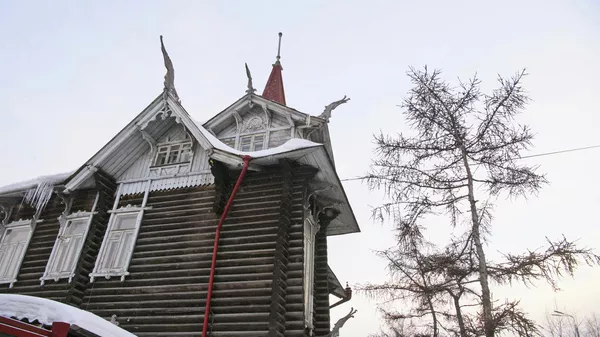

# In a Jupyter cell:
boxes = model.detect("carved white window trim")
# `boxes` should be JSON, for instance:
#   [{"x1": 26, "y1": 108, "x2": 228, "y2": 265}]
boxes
[
  {"x1": 151, "y1": 141, "x2": 193, "y2": 167},
  {"x1": 90, "y1": 182, "x2": 150, "y2": 282},
  {"x1": 0, "y1": 218, "x2": 38, "y2": 288},
  {"x1": 238, "y1": 133, "x2": 266, "y2": 152},
  {"x1": 219, "y1": 137, "x2": 236, "y2": 149},
  {"x1": 40, "y1": 193, "x2": 99, "y2": 285},
  {"x1": 303, "y1": 214, "x2": 320, "y2": 330}
]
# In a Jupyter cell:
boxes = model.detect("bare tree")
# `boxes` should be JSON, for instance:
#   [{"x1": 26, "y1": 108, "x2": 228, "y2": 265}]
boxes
[
  {"x1": 365, "y1": 66, "x2": 599, "y2": 337},
  {"x1": 542, "y1": 309, "x2": 600, "y2": 337}
]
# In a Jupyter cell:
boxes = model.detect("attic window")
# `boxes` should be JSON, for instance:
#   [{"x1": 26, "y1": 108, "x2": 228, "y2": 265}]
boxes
[
  {"x1": 220, "y1": 137, "x2": 236, "y2": 149},
  {"x1": 239, "y1": 134, "x2": 265, "y2": 152},
  {"x1": 153, "y1": 142, "x2": 192, "y2": 166}
]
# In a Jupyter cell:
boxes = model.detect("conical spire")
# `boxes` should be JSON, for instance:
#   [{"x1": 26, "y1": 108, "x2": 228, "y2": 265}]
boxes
[{"x1": 262, "y1": 32, "x2": 286, "y2": 105}]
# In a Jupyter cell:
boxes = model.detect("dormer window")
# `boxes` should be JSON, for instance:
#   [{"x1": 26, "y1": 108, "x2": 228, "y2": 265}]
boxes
[
  {"x1": 239, "y1": 133, "x2": 265, "y2": 152},
  {"x1": 153, "y1": 141, "x2": 192, "y2": 166}
]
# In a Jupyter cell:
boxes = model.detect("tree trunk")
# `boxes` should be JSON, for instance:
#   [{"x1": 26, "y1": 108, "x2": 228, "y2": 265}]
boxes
[
  {"x1": 451, "y1": 292, "x2": 468, "y2": 337},
  {"x1": 460, "y1": 146, "x2": 494, "y2": 337},
  {"x1": 427, "y1": 295, "x2": 439, "y2": 337}
]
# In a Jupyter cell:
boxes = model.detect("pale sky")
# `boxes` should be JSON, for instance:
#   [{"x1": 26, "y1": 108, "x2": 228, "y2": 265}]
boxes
[{"x1": 1, "y1": 1, "x2": 599, "y2": 336}]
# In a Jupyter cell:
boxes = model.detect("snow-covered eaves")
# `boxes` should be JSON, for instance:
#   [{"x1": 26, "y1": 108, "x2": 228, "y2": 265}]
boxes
[
  {"x1": 0, "y1": 171, "x2": 73, "y2": 196},
  {"x1": 0, "y1": 294, "x2": 136, "y2": 337}
]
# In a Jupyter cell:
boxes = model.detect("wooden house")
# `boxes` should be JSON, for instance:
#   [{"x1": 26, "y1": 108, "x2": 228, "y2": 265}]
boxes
[{"x1": 0, "y1": 34, "x2": 359, "y2": 337}]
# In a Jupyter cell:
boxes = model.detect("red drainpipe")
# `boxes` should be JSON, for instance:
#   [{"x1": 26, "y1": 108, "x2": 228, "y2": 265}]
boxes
[{"x1": 202, "y1": 155, "x2": 252, "y2": 337}]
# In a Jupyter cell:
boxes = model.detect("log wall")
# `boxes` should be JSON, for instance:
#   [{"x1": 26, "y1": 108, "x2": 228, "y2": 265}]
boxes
[{"x1": 1, "y1": 165, "x2": 335, "y2": 337}]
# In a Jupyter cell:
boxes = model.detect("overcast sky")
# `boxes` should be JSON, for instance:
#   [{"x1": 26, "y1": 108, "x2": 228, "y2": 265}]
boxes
[{"x1": 1, "y1": 0, "x2": 599, "y2": 336}]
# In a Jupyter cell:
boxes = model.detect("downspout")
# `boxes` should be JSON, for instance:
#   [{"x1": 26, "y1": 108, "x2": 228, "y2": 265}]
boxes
[{"x1": 202, "y1": 155, "x2": 252, "y2": 337}]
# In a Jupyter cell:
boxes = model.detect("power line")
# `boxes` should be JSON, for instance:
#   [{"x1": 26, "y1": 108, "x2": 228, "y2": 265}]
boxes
[{"x1": 340, "y1": 143, "x2": 600, "y2": 182}]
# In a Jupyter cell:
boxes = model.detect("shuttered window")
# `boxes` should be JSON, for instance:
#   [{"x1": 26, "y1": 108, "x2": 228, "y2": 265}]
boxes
[
  {"x1": 90, "y1": 211, "x2": 141, "y2": 281},
  {"x1": 0, "y1": 221, "x2": 34, "y2": 287},
  {"x1": 41, "y1": 217, "x2": 90, "y2": 284}
]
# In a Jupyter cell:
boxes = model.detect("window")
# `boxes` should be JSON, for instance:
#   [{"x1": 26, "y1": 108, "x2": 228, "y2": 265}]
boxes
[
  {"x1": 303, "y1": 216, "x2": 319, "y2": 329},
  {"x1": 0, "y1": 220, "x2": 34, "y2": 287},
  {"x1": 90, "y1": 211, "x2": 141, "y2": 282},
  {"x1": 239, "y1": 133, "x2": 265, "y2": 152},
  {"x1": 220, "y1": 137, "x2": 236, "y2": 148},
  {"x1": 153, "y1": 142, "x2": 192, "y2": 166},
  {"x1": 41, "y1": 216, "x2": 90, "y2": 284}
]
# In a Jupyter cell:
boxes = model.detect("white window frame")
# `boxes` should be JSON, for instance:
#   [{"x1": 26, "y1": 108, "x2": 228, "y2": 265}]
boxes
[
  {"x1": 0, "y1": 219, "x2": 37, "y2": 288},
  {"x1": 219, "y1": 137, "x2": 236, "y2": 149},
  {"x1": 151, "y1": 140, "x2": 193, "y2": 167},
  {"x1": 90, "y1": 182, "x2": 150, "y2": 282},
  {"x1": 303, "y1": 215, "x2": 320, "y2": 330},
  {"x1": 238, "y1": 132, "x2": 266, "y2": 152},
  {"x1": 40, "y1": 193, "x2": 99, "y2": 285}
]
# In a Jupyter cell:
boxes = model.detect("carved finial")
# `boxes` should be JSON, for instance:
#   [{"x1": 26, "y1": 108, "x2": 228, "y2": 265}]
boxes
[
  {"x1": 318, "y1": 95, "x2": 350, "y2": 122},
  {"x1": 160, "y1": 35, "x2": 180, "y2": 103},
  {"x1": 317, "y1": 307, "x2": 358, "y2": 337},
  {"x1": 276, "y1": 32, "x2": 283, "y2": 64},
  {"x1": 245, "y1": 63, "x2": 256, "y2": 94}
]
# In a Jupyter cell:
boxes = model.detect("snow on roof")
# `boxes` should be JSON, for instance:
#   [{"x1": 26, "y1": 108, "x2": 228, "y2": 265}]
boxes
[
  {"x1": 0, "y1": 171, "x2": 73, "y2": 195},
  {"x1": 0, "y1": 294, "x2": 137, "y2": 337},
  {"x1": 194, "y1": 119, "x2": 323, "y2": 158},
  {"x1": 0, "y1": 120, "x2": 321, "y2": 197}
]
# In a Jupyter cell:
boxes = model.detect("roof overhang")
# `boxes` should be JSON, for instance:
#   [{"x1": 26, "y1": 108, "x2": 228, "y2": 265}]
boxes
[
  {"x1": 328, "y1": 265, "x2": 347, "y2": 299},
  {"x1": 205, "y1": 134, "x2": 360, "y2": 236}
]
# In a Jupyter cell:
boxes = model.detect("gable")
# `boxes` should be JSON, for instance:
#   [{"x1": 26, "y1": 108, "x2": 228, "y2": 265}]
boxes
[
  {"x1": 117, "y1": 121, "x2": 210, "y2": 182},
  {"x1": 64, "y1": 93, "x2": 215, "y2": 193},
  {"x1": 204, "y1": 94, "x2": 327, "y2": 152}
]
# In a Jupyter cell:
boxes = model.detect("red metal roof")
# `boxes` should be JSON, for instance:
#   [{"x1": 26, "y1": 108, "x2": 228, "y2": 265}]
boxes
[{"x1": 262, "y1": 62, "x2": 286, "y2": 106}]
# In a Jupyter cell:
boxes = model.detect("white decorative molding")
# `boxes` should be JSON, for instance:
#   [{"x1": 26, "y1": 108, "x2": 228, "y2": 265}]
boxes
[
  {"x1": 138, "y1": 102, "x2": 180, "y2": 131},
  {"x1": 66, "y1": 210, "x2": 96, "y2": 219},
  {"x1": 118, "y1": 172, "x2": 213, "y2": 196},
  {"x1": 90, "y1": 181, "x2": 150, "y2": 283},
  {"x1": 138, "y1": 127, "x2": 157, "y2": 155},
  {"x1": 232, "y1": 111, "x2": 243, "y2": 134},
  {"x1": 55, "y1": 192, "x2": 72, "y2": 228},
  {"x1": 242, "y1": 116, "x2": 265, "y2": 133},
  {"x1": 109, "y1": 204, "x2": 151, "y2": 214},
  {"x1": 41, "y1": 192, "x2": 99, "y2": 286},
  {"x1": 261, "y1": 103, "x2": 272, "y2": 128},
  {"x1": 0, "y1": 205, "x2": 11, "y2": 227},
  {"x1": 284, "y1": 112, "x2": 294, "y2": 127},
  {"x1": 1, "y1": 218, "x2": 37, "y2": 288}
]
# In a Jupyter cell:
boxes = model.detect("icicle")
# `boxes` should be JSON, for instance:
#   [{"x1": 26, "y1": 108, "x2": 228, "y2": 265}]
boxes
[{"x1": 22, "y1": 175, "x2": 65, "y2": 214}]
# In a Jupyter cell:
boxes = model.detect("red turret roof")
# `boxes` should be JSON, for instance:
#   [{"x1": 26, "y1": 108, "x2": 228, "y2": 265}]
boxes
[
  {"x1": 262, "y1": 61, "x2": 286, "y2": 105},
  {"x1": 262, "y1": 33, "x2": 286, "y2": 106}
]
